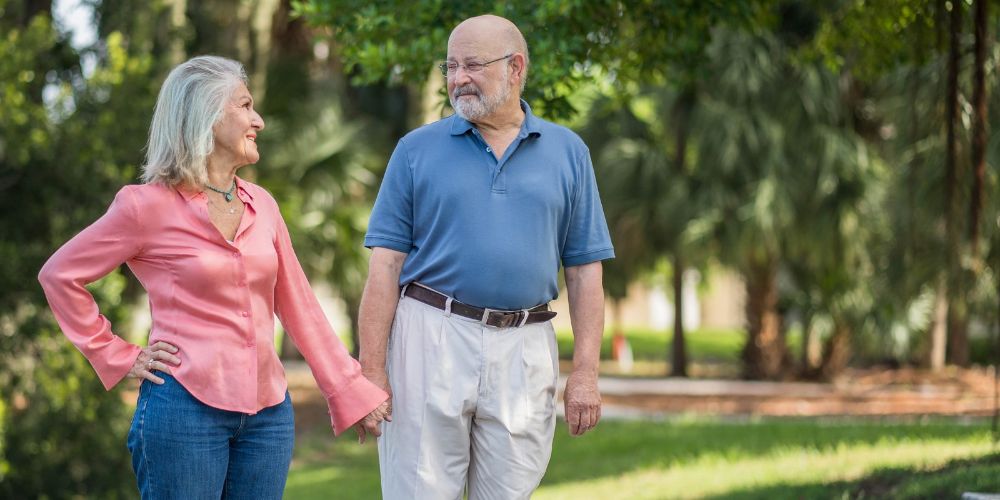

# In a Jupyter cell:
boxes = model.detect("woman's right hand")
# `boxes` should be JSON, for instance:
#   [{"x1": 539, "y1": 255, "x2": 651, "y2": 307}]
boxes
[{"x1": 127, "y1": 341, "x2": 181, "y2": 385}]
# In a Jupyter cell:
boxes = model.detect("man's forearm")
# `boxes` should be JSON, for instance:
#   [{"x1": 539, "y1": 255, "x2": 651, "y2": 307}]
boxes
[
  {"x1": 358, "y1": 248, "x2": 406, "y2": 375},
  {"x1": 565, "y1": 261, "x2": 605, "y2": 373}
]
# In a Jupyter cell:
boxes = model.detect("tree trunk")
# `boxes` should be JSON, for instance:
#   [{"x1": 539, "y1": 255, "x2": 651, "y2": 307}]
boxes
[
  {"x1": 344, "y1": 293, "x2": 362, "y2": 359},
  {"x1": 928, "y1": 272, "x2": 948, "y2": 371},
  {"x1": 948, "y1": 302, "x2": 970, "y2": 366},
  {"x1": 907, "y1": 16, "x2": 924, "y2": 274},
  {"x1": 969, "y1": 0, "x2": 988, "y2": 260},
  {"x1": 165, "y1": 0, "x2": 187, "y2": 67},
  {"x1": 667, "y1": 88, "x2": 694, "y2": 377},
  {"x1": 798, "y1": 310, "x2": 814, "y2": 375},
  {"x1": 742, "y1": 258, "x2": 786, "y2": 379},
  {"x1": 818, "y1": 318, "x2": 852, "y2": 380},
  {"x1": 671, "y1": 254, "x2": 688, "y2": 377},
  {"x1": 944, "y1": 0, "x2": 970, "y2": 367}
]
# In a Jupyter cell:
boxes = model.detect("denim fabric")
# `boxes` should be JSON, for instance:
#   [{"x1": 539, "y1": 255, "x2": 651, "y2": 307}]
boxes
[{"x1": 127, "y1": 373, "x2": 294, "y2": 499}]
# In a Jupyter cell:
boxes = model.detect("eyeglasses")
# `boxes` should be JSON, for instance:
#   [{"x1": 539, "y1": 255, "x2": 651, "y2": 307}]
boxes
[{"x1": 438, "y1": 54, "x2": 513, "y2": 77}]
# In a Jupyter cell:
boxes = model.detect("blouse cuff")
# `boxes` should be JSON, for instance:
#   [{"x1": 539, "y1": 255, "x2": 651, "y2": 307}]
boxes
[
  {"x1": 92, "y1": 339, "x2": 143, "y2": 390},
  {"x1": 325, "y1": 375, "x2": 390, "y2": 436}
]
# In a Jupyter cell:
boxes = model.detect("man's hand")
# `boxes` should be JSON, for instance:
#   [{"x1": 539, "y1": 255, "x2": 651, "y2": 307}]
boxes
[
  {"x1": 563, "y1": 369, "x2": 601, "y2": 436},
  {"x1": 355, "y1": 399, "x2": 392, "y2": 444},
  {"x1": 354, "y1": 369, "x2": 393, "y2": 444},
  {"x1": 363, "y1": 369, "x2": 393, "y2": 414}
]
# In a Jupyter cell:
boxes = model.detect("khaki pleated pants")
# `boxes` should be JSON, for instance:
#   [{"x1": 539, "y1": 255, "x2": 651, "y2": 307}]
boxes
[{"x1": 378, "y1": 295, "x2": 560, "y2": 500}]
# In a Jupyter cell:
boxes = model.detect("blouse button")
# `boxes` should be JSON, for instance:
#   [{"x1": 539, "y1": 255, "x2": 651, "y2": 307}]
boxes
[{"x1": 241, "y1": 311, "x2": 249, "y2": 317}]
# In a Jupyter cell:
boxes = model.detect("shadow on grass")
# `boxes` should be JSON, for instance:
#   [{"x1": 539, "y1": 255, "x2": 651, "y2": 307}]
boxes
[
  {"x1": 541, "y1": 418, "x2": 994, "y2": 488},
  {"x1": 284, "y1": 418, "x2": 994, "y2": 499},
  {"x1": 700, "y1": 453, "x2": 1000, "y2": 500},
  {"x1": 284, "y1": 430, "x2": 381, "y2": 499}
]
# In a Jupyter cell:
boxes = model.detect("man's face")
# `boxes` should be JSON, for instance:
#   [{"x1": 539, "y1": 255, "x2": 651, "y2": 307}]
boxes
[{"x1": 446, "y1": 35, "x2": 513, "y2": 122}]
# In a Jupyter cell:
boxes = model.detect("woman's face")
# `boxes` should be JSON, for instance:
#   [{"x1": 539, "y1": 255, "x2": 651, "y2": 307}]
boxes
[{"x1": 212, "y1": 83, "x2": 265, "y2": 168}]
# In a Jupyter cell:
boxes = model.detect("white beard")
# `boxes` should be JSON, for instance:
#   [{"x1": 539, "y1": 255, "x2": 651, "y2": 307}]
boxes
[{"x1": 450, "y1": 72, "x2": 511, "y2": 122}]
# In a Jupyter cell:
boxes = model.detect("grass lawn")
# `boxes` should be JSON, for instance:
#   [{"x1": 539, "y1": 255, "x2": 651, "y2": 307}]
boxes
[{"x1": 284, "y1": 417, "x2": 1000, "y2": 499}]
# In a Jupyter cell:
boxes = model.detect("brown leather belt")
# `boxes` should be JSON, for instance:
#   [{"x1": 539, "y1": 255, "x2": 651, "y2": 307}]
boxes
[{"x1": 403, "y1": 283, "x2": 557, "y2": 328}]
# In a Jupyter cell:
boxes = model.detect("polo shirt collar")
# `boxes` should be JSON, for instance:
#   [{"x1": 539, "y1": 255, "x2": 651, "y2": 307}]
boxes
[{"x1": 449, "y1": 99, "x2": 543, "y2": 138}]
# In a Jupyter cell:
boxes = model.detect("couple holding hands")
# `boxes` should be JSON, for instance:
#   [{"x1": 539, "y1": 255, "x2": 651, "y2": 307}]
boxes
[{"x1": 39, "y1": 14, "x2": 613, "y2": 500}]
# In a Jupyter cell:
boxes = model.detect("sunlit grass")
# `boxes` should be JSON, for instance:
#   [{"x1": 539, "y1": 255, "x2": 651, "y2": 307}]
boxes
[{"x1": 284, "y1": 417, "x2": 1000, "y2": 499}]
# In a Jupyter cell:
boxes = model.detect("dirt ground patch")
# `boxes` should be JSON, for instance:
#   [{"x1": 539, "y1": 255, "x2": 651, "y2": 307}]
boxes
[{"x1": 284, "y1": 364, "x2": 999, "y2": 433}]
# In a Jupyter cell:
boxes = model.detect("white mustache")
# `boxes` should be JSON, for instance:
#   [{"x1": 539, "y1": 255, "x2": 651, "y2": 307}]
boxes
[{"x1": 453, "y1": 85, "x2": 480, "y2": 98}]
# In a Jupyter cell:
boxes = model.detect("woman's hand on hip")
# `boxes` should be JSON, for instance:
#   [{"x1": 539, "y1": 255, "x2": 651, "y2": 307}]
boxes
[{"x1": 128, "y1": 341, "x2": 181, "y2": 385}]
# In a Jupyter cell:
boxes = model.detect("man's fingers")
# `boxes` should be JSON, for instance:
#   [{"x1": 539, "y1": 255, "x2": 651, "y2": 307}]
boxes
[
  {"x1": 578, "y1": 410, "x2": 593, "y2": 432},
  {"x1": 566, "y1": 405, "x2": 582, "y2": 436},
  {"x1": 566, "y1": 404, "x2": 581, "y2": 427},
  {"x1": 357, "y1": 426, "x2": 367, "y2": 444}
]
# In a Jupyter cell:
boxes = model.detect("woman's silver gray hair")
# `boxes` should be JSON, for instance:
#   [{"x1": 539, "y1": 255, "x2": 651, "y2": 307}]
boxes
[{"x1": 141, "y1": 56, "x2": 248, "y2": 187}]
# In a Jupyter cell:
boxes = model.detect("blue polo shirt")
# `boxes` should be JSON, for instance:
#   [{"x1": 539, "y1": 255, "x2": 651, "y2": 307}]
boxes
[{"x1": 365, "y1": 100, "x2": 614, "y2": 310}]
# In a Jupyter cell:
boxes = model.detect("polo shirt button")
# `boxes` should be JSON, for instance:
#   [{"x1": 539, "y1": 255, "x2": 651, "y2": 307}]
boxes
[
  {"x1": 232, "y1": 252, "x2": 239, "y2": 257},
  {"x1": 486, "y1": 147, "x2": 492, "y2": 152},
  {"x1": 241, "y1": 311, "x2": 249, "y2": 317}
]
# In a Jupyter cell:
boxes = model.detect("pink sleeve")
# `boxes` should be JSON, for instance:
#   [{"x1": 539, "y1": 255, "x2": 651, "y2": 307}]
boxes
[
  {"x1": 37, "y1": 186, "x2": 144, "y2": 390},
  {"x1": 271, "y1": 201, "x2": 388, "y2": 435}
]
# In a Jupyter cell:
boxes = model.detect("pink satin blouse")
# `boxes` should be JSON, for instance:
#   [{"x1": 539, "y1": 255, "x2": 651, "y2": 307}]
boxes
[{"x1": 38, "y1": 177, "x2": 386, "y2": 435}]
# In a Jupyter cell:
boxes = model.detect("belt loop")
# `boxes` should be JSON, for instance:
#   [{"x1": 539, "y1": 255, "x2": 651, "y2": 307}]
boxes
[
  {"x1": 481, "y1": 307, "x2": 490, "y2": 324},
  {"x1": 517, "y1": 309, "x2": 530, "y2": 328},
  {"x1": 400, "y1": 283, "x2": 410, "y2": 299},
  {"x1": 444, "y1": 297, "x2": 453, "y2": 317}
]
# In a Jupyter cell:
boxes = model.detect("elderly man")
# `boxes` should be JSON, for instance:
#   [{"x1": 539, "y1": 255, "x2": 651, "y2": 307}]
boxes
[{"x1": 359, "y1": 14, "x2": 614, "y2": 499}]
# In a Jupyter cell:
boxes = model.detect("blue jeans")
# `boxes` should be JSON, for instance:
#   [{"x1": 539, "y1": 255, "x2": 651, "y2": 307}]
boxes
[{"x1": 127, "y1": 373, "x2": 295, "y2": 499}]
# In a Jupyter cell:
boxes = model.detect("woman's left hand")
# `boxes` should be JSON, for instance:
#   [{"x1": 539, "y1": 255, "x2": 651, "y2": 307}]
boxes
[{"x1": 355, "y1": 399, "x2": 392, "y2": 444}]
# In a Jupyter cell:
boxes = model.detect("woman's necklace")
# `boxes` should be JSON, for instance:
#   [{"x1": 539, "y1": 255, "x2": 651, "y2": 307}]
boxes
[
  {"x1": 208, "y1": 199, "x2": 240, "y2": 215},
  {"x1": 205, "y1": 179, "x2": 237, "y2": 202}
]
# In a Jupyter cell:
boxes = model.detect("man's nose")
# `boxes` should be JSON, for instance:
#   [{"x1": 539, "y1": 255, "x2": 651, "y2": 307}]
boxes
[{"x1": 451, "y1": 67, "x2": 473, "y2": 86}]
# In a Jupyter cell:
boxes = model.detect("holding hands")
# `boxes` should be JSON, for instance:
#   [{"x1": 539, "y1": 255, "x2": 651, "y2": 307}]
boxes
[
  {"x1": 356, "y1": 370, "x2": 392, "y2": 444},
  {"x1": 127, "y1": 341, "x2": 181, "y2": 385}
]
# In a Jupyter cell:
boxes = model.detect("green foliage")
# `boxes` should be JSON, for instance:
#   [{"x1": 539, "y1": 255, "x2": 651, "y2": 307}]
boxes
[
  {"x1": 0, "y1": 4, "x2": 157, "y2": 496},
  {"x1": 555, "y1": 328, "x2": 745, "y2": 363},
  {"x1": 812, "y1": 0, "x2": 939, "y2": 82},
  {"x1": 294, "y1": 0, "x2": 770, "y2": 120}
]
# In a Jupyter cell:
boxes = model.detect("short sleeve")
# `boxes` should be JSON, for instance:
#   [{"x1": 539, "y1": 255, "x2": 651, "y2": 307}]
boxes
[
  {"x1": 364, "y1": 138, "x2": 414, "y2": 253},
  {"x1": 561, "y1": 148, "x2": 615, "y2": 267}
]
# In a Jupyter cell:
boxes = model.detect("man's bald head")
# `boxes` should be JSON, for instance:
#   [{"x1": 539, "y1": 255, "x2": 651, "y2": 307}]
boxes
[{"x1": 448, "y1": 15, "x2": 529, "y2": 90}]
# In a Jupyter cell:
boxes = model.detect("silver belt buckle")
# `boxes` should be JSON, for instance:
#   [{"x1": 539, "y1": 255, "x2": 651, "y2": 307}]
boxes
[{"x1": 483, "y1": 308, "x2": 525, "y2": 328}]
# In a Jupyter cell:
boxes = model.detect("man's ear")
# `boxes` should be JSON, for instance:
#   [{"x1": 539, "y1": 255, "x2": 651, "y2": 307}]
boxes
[{"x1": 510, "y1": 53, "x2": 527, "y2": 87}]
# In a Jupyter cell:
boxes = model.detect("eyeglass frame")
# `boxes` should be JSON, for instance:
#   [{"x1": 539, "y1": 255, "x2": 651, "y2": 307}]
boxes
[{"x1": 438, "y1": 54, "x2": 514, "y2": 77}]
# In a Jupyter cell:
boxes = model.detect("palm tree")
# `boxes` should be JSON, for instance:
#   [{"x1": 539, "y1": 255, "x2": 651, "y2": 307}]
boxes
[
  {"x1": 578, "y1": 90, "x2": 704, "y2": 377},
  {"x1": 692, "y1": 27, "x2": 878, "y2": 379}
]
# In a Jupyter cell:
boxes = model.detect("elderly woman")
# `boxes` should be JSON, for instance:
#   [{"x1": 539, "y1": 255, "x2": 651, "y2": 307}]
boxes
[{"x1": 37, "y1": 56, "x2": 389, "y2": 498}]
